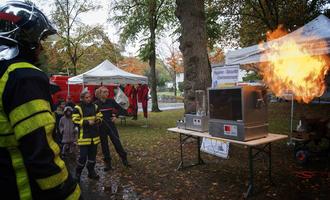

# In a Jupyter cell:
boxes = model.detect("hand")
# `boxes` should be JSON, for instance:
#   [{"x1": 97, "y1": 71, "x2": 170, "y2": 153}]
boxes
[
  {"x1": 74, "y1": 127, "x2": 79, "y2": 134},
  {"x1": 88, "y1": 120, "x2": 95, "y2": 125},
  {"x1": 111, "y1": 114, "x2": 117, "y2": 122}
]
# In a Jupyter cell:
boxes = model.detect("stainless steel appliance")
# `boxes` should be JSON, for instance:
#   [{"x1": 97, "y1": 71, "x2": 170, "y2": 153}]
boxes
[
  {"x1": 208, "y1": 86, "x2": 268, "y2": 141},
  {"x1": 185, "y1": 114, "x2": 208, "y2": 132},
  {"x1": 183, "y1": 90, "x2": 209, "y2": 132}
]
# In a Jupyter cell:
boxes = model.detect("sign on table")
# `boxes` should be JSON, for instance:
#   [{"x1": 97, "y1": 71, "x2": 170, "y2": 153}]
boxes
[
  {"x1": 212, "y1": 65, "x2": 239, "y2": 88},
  {"x1": 201, "y1": 138, "x2": 230, "y2": 159}
]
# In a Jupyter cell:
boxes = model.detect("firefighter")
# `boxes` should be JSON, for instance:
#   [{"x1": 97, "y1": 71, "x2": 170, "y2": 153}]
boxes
[
  {"x1": 0, "y1": 1, "x2": 80, "y2": 199},
  {"x1": 72, "y1": 90, "x2": 103, "y2": 181},
  {"x1": 95, "y1": 86, "x2": 130, "y2": 171}
]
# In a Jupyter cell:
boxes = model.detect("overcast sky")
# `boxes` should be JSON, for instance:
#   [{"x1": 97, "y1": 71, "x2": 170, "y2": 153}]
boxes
[{"x1": 0, "y1": 0, "x2": 178, "y2": 58}]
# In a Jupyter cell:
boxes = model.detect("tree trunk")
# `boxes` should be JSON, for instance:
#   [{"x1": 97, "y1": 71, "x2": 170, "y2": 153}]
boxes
[
  {"x1": 175, "y1": 0, "x2": 211, "y2": 113},
  {"x1": 71, "y1": 54, "x2": 77, "y2": 75},
  {"x1": 149, "y1": 1, "x2": 161, "y2": 112},
  {"x1": 174, "y1": 75, "x2": 177, "y2": 97}
]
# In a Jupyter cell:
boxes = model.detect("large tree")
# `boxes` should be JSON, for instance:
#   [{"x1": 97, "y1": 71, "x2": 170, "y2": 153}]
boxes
[
  {"x1": 41, "y1": 28, "x2": 122, "y2": 75},
  {"x1": 206, "y1": 0, "x2": 330, "y2": 47},
  {"x1": 176, "y1": 0, "x2": 211, "y2": 113},
  {"x1": 51, "y1": 0, "x2": 102, "y2": 75},
  {"x1": 111, "y1": 0, "x2": 177, "y2": 112}
]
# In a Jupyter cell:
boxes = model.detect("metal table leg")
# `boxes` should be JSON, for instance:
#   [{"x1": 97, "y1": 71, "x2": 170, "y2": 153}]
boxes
[
  {"x1": 268, "y1": 143, "x2": 272, "y2": 183},
  {"x1": 197, "y1": 137, "x2": 205, "y2": 165},
  {"x1": 244, "y1": 146, "x2": 254, "y2": 198},
  {"x1": 177, "y1": 133, "x2": 205, "y2": 170},
  {"x1": 244, "y1": 143, "x2": 272, "y2": 198},
  {"x1": 177, "y1": 133, "x2": 184, "y2": 170}
]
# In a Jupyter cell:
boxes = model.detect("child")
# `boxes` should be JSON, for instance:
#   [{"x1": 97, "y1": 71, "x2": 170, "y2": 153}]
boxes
[
  {"x1": 72, "y1": 90, "x2": 103, "y2": 181},
  {"x1": 59, "y1": 106, "x2": 76, "y2": 157}
]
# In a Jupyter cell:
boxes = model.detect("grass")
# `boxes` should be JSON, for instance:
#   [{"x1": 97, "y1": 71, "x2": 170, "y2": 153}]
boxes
[
  {"x1": 268, "y1": 102, "x2": 330, "y2": 134},
  {"x1": 79, "y1": 103, "x2": 330, "y2": 200}
]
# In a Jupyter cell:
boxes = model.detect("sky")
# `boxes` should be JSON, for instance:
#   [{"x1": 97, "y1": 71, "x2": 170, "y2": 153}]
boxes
[
  {"x1": 41, "y1": 0, "x2": 177, "y2": 58},
  {"x1": 0, "y1": 0, "x2": 178, "y2": 58}
]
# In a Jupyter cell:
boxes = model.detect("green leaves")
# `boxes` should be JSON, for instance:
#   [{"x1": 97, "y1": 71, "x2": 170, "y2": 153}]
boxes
[
  {"x1": 111, "y1": 0, "x2": 177, "y2": 56},
  {"x1": 205, "y1": 0, "x2": 329, "y2": 47},
  {"x1": 50, "y1": 0, "x2": 103, "y2": 75}
]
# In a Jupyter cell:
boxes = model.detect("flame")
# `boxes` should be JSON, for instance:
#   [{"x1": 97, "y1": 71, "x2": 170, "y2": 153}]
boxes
[{"x1": 259, "y1": 26, "x2": 330, "y2": 103}]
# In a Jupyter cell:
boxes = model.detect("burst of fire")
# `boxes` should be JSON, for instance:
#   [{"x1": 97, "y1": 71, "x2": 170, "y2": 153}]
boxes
[{"x1": 259, "y1": 26, "x2": 330, "y2": 103}]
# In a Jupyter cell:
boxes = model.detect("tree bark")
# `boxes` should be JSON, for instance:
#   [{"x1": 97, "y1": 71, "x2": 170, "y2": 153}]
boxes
[
  {"x1": 174, "y1": 74, "x2": 177, "y2": 97},
  {"x1": 149, "y1": 0, "x2": 161, "y2": 112},
  {"x1": 175, "y1": 0, "x2": 211, "y2": 113}
]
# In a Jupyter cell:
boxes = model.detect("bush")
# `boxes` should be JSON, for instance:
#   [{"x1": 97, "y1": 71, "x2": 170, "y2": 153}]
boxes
[{"x1": 178, "y1": 82, "x2": 184, "y2": 92}]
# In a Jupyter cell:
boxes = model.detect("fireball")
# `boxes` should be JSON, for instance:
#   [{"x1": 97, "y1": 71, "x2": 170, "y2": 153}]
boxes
[{"x1": 259, "y1": 26, "x2": 330, "y2": 103}]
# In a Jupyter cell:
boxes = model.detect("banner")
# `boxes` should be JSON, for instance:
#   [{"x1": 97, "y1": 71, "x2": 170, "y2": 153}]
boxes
[
  {"x1": 200, "y1": 138, "x2": 230, "y2": 159},
  {"x1": 115, "y1": 87, "x2": 129, "y2": 109},
  {"x1": 212, "y1": 65, "x2": 239, "y2": 88}
]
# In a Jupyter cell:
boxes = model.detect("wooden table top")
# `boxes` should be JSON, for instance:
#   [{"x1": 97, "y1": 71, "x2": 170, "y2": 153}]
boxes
[{"x1": 167, "y1": 127, "x2": 288, "y2": 146}]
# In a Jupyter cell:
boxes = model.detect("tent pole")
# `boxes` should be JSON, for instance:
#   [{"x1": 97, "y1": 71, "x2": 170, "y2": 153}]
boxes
[
  {"x1": 67, "y1": 82, "x2": 70, "y2": 97},
  {"x1": 140, "y1": 102, "x2": 148, "y2": 128},
  {"x1": 82, "y1": 76, "x2": 85, "y2": 89},
  {"x1": 287, "y1": 94, "x2": 295, "y2": 146}
]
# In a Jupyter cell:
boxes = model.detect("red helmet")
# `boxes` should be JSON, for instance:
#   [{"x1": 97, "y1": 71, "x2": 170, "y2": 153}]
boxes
[{"x1": 0, "y1": 1, "x2": 57, "y2": 50}]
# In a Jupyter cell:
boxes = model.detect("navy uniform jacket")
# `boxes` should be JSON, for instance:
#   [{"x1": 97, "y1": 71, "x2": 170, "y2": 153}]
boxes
[{"x1": 0, "y1": 59, "x2": 80, "y2": 199}]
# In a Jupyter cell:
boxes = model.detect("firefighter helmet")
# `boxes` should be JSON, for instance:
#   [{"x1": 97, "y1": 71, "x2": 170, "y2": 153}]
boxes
[{"x1": 0, "y1": 1, "x2": 57, "y2": 50}]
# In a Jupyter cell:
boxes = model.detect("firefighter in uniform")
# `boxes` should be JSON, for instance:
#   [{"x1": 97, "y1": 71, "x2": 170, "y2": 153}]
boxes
[
  {"x1": 0, "y1": 1, "x2": 80, "y2": 199},
  {"x1": 95, "y1": 86, "x2": 130, "y2": 170},
  {"x1": 72, "y1": 90, "x2": 103, "y2": 181}
]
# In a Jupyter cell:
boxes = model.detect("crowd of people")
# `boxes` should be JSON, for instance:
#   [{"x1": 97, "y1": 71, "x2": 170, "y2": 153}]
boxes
[{"x1": 53, "y1": 87, "x2": 131, "y2": 182}]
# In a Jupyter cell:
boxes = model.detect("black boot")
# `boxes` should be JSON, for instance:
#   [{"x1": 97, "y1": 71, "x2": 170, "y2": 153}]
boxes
[
  {"x1": 87, "y1": 161, "x2": 99, "y2": 180},
  {"x1": 75, "y1": 165, "x2": 84, "y2": 182},
  {"x1": 122, "y1": 159, "x2": 131, "y2": 168},
  {"x1": 103, "y1": 160, "x2": 113, "y2": 171}
]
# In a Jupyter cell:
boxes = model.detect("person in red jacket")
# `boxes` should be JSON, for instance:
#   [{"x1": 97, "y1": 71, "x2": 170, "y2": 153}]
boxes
[
  {"x1": 137, "y1": 84, "x2": 149, "y2": 118},
  {"x1": 124, "y1": 84, "x2": 138, "y2": 119}
]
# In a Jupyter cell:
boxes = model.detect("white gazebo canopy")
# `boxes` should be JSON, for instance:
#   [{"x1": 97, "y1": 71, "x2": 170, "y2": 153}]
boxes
[{"x1": 68, "y1": 60, "x2": 148, "y2": 85}]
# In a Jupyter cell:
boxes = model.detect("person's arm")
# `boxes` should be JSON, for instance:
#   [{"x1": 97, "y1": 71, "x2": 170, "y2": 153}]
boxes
[
  {"x1": 95, "y1": 104, "x2": 103, "y2": 124},
  {"x1": 72, "y1": 106, "x2": 83, "y2": 126},
  {"x1": 72, "y1": 105, "x2": 96, "y2": 127},
  {"x1": 59, "y1": 117, "x2": 64, "y2": 134},
  {"x1": 3, "y1": 67, "x2": 80, "y2": 199}
]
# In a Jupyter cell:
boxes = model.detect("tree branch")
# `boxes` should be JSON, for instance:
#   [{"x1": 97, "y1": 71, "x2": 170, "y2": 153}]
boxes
[
  {"x1": 246, "y1": 0, "x2": 272, "y2": 29},
  {"x1": 156, "y1": 0, "x2": 165, "y2": 17},
  {"x1": 68, "y1": 2, "x2": 86, "y2": 30},
  {"x1": 258, "y1": 0, "x2": 273, "y2": 28},
  {"x1": 68, "y1": 0, "x2": 78, "y2": 16}
]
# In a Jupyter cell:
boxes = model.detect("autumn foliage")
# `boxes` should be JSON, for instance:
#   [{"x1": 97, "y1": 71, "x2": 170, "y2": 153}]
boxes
[
  {"x1": 166, "y1": 51, "x2": 183, "y2": 73},
  {"x1": 117, "y1": 57, "x2": 149, "y2": 75},
  {"x1": 208, "y1": 47, "x2": 225, "y2": 64}
]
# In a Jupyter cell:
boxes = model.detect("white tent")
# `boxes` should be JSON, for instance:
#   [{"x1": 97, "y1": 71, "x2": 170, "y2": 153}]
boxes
[
  {"x1": 68, "y1": 60, "x2": 148, "y2": 85},
  {"x1": 225, "y1": 15, "x2": 330, "y2": 66}
]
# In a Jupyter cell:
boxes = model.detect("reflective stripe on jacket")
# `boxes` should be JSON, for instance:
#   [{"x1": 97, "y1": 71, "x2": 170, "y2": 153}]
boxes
[
  {"x1": 0, "y1": 61, "x2": 80, "y2": 199},
  {"x1": 72, "y1": 103, "x2": 102, "y2": 145}
]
